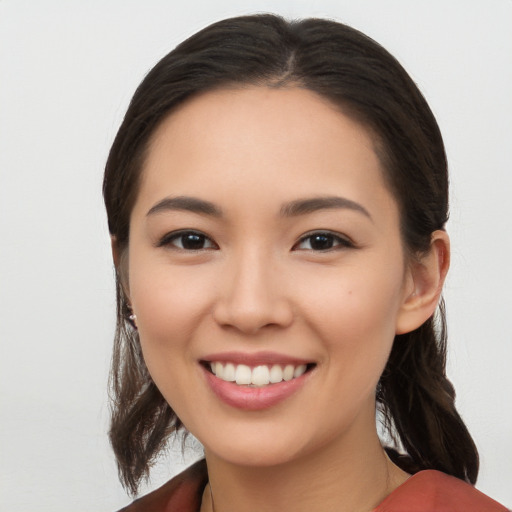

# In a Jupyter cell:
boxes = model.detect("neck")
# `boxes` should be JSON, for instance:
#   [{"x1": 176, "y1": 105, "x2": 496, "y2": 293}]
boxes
[{"x1": 201, "y1": 421, "x2": 409, "y2": 512}]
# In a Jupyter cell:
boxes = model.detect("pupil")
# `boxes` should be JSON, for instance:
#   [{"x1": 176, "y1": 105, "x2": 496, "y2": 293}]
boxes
[
  {"x1": 311, "y1": 234, "x2": 333, "y2": 250},
  {"x1": 182, "y1": 233, "x2": 205, "y2": 250}
]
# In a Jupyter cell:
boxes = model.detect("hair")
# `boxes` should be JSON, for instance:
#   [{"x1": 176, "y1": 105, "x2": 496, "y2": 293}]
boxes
[{"x1": 103, "y1": 14, "x2": 479, "y2": 496}]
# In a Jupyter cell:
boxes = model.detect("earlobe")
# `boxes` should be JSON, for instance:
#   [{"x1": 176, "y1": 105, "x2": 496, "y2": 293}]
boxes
[{"x1": 395, "y1": 230, "x2": 450, "y2": 334}]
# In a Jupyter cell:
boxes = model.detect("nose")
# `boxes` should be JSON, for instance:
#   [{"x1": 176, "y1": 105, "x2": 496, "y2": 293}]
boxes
[{"x1": 212, "y1": 248, "x2": 294, "y2": 334}]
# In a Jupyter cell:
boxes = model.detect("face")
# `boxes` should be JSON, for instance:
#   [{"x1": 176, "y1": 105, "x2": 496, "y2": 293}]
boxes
[{"x1": 126, "y1": 87, "x2": 416, "y2": 468}]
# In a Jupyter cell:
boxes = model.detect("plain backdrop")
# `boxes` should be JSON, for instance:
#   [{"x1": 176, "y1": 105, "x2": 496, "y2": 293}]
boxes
[{"x1": 1, "y1": 1, "x2": 511, "y2": 510}]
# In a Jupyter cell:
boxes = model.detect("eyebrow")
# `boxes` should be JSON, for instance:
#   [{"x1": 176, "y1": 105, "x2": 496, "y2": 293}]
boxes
[
  {"x1": 280, "y1": 196, "x2": 372, "y2": 220},
  {"x1": 146, "y1": 196, "x2": 222, "y2": 217},
  {"x1": 146, "y1": 194, "x2": 371, "y2": 221}
]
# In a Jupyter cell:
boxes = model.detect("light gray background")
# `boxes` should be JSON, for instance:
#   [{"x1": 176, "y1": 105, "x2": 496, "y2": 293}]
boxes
[{"x1": 1, "y1": 1, "x2": 511, "y2": 510}]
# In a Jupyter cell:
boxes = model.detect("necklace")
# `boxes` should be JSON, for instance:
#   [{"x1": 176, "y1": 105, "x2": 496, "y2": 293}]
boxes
[{"x1": 206, "y1": 483, "x2": 216, "y2": 512}]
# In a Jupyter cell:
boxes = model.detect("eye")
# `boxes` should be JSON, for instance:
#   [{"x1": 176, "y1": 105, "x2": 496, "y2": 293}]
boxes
[
  {"x1": 293, "y1": 231, "x2": 354, "y2": 251},
  {"x1": 158, "y1": 230, "x2": 218, "y2": 251}
]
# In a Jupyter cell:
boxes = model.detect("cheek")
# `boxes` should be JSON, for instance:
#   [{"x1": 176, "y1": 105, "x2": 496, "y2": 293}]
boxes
[
  {"x1": 298, "y1": 272, "x2": 403, "y2": 428},
  {"x1": 127, "y1": 260, "x2": 216, "y2": 420},
  {"x1": 128, "y1": 253, "x2": 215, "y2": 355},
  {"x1": 295, "y1": 262, "x2": 404, "y2": 369},
  {"x1": 300, "y1": 261, "x2": 403, "y2": 328}
]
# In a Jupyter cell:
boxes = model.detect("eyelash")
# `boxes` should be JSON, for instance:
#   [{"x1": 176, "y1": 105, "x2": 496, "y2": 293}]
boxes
[
  {"x1": 158, "y1": 230, "x2": 354, "y2": 252},
  {"x1": 157, "y1": 230, "x2": 218, "y2": 251},
  {"x1": 292, "y1": 231, "x2": 355, "y2": 252}
]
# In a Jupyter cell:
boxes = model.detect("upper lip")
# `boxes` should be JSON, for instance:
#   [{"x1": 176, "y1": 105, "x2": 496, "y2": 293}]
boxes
[{"x1": 200, "y1": 351, "x2": 313, "y2": 367}]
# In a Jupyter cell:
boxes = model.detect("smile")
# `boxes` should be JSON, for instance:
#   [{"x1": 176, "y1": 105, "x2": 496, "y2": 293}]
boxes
[
  {"x1": 209, "y1": 362, "x2": 308, "y2": 387},
  {"x1": 200, "y1": 353, "x2": 316, "y2": 410}
]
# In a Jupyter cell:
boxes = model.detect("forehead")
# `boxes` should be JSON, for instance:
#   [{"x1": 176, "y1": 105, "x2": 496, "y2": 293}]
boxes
[
  {"x1": 134, "y1": 86, "x2": 395, "y2": 219},
  {"x1": 149, "y1": 86, "x2": 376, "y2": 156}
]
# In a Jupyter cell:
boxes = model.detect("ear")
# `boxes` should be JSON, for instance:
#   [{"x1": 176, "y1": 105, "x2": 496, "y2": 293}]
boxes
[{"x1": 395, "y1": 230, "x2": 450, "y2": 334}]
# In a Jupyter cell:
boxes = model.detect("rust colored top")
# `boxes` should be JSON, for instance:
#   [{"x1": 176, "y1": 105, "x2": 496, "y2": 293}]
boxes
[{"x1": 118, "y1": 459, "x2": 509, "y2": 512}]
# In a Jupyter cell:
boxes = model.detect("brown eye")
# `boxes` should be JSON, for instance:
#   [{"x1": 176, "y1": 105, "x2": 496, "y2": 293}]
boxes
[
  {"x1": 294, "y1": 232, "x2": 353, "y2": 251},
  {"x1": 160, "y1": 230, "x2": 217, "y2": 250}
]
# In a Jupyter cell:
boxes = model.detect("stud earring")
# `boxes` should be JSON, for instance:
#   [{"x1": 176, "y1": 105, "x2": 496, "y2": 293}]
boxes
[{"x1": 127, "y1": 305, "x2": 138, "y2": 329}]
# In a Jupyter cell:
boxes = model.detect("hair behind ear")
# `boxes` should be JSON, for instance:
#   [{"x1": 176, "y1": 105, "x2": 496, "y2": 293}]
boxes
[
  {"x1": 108, "y1": 278, "x2": 182, "y2": 496},
  {"x1": 378, "y1": 303, "x2": 479, "y2": 483}
]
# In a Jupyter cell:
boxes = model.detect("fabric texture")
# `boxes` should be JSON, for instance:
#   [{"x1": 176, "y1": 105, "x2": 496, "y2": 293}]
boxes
[
  {"x1": 372, "y1": 469, "x2": 508, "y2": 511},
  {"x1": 117, "y1": 459, "x2": 207, "y2": 512},
  {"x1": 117, "y1": 459, "x2": 509, "y2": 512}
]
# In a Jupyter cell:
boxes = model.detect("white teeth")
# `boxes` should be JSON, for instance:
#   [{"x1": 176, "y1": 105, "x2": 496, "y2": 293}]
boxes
[
  {"x1": 251, "y1": 365, "x2": 270, "y2": 386},
  {"x1": 294, "y1": 364, "x2": 307, "y2": 378},
  {"x1": 269, "y1": 364, "x2": 283, "y2": 383},
  {"x1": 210, "y1": 362, "x2": 310, "y2": 386},
  {"x1": 235, "y1": 364, "x2": 252, "y2": 385},
  {"x1": 223, "y1": 362, "x2": 236, "y2": 382},
  {"x1": 283, "y1": 364, "x2": 295, "y2": 381}
]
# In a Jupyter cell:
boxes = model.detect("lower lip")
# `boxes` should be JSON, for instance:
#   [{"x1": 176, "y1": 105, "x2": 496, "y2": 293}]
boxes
[{"x1": 202, "y1": 366, "x2": 311, "y2": 411}]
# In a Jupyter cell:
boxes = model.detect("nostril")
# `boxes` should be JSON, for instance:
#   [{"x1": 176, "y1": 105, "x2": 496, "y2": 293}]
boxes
[{"x1": 212, "y1": 299, "x2": 294, "y2": 334}]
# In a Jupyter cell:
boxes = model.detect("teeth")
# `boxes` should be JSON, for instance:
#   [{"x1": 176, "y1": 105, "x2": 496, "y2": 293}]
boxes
[
  {"x1": 283, "y1": 364, "x2": 294, "y2": 381},
  {"x1": 251, "y1": 365, "x2": 270, "y2": 386},
  {"x1": 269, "y1": 364, "x2": 283, "y2": 383},
  {"x1": 223, "y1": 363, "x2": 236, "y2": 382},
  {"x1": 235, "y1": 364, "x2": 252, "y2": 385},
  {"x1": 210, "y1": 362, "x2": 309, "y2": 386},
  {"x1": 294, "y1": 364, "x2": 307, "y2": 378}
]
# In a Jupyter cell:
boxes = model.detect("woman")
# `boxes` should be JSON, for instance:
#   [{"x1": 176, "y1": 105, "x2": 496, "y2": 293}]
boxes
[{"x1": 103, "y1": 14, "x2": 508, "y2": 512}]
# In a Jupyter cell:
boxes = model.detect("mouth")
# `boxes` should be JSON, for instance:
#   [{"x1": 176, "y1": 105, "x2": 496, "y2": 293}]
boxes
[
  {"x1": 203, "y1": 361, "x2": 316, "y2": 387},
  {"x1": 199, "y1": 352, "x2": 316, "y2": 410}
]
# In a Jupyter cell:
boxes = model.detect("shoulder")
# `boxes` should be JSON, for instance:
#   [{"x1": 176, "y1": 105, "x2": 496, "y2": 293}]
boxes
[
  {"x1": 116, "y1": 459, "x2": 208, "y2": 512},
  {"x1": 376, "y1": 470, "x2": 509, "y2": 512}
]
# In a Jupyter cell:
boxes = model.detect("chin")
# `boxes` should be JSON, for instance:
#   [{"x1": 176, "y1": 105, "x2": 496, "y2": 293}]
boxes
[
  {"x1": 200, "y1": 419, "x2": 347, "y2": 471},
  {"x1": 208, "y1": 444, "x2": 303, "y2": 468},
  {"x1": 199, "y1": 425, "x2": 309, "y2": 468}
]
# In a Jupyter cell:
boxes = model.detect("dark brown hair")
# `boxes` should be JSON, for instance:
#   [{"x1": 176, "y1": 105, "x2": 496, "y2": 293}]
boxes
[{"x1": 103, "y1": 14, "x2": 478, "y2": 495}]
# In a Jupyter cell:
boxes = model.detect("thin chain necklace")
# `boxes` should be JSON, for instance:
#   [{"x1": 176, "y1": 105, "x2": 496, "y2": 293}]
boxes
[{"x1": 209, "y1": 484, "x2": 216, "y2": 512}]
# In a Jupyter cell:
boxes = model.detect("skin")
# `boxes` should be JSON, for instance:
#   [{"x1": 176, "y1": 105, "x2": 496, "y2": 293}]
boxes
[{"x1": 122, "y1": 86, "x2": 449, "y2": 512}]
